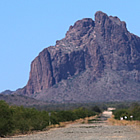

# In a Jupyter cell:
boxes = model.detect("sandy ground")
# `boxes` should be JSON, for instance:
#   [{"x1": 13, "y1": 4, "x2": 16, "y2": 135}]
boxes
[{"x1": 2, "y1": 111, "x2": 140, "y2": 140}]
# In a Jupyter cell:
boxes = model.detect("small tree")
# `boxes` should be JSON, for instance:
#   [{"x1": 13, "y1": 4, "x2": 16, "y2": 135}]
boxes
[
  {"x1": 0, "y1": 101, "x2": 14, "y2": 136},
  {"x1": 92, "y1": 106, "x2": 102, "y2": 113}
]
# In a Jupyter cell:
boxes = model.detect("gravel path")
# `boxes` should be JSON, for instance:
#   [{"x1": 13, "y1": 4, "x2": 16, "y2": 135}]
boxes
[{"x1": 3, "y1": 111, "x2": 140, "y2": 140}]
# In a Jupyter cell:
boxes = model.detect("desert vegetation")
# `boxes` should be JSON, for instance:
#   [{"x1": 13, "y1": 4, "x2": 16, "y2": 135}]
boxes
[
  {"x1": 0, "y1": 100, "x2": 100, "y2": 137},
  {"x1": 113, "y1": 103, "x2": 140, "y2": 120}
]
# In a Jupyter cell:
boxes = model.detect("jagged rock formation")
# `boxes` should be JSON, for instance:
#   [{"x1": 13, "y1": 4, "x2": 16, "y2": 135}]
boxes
[{"x1": 16, "y1": 11, "x2": 140, "y2": 102}]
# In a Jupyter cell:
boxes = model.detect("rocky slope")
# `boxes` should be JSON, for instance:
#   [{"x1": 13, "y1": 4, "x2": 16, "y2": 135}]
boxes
[
  {"x1": 14, "y1": 11, "x2": 140, "y2": 103},
  {"x1": 0, "y1": 94, "x2": 48, "y2": 107}
]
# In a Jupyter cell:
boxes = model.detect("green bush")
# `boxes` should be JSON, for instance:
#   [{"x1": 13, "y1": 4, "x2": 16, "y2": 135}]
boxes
[
  {"x1": 73, "y1": 107, "x2": 95, "y2": 119},
  {"x1": 50, "y1": 112, "x2": 60, "y2": 125},
  {"x1": 130, "y1": 103, "x2": 140, "y2": 120},
  {"x1": 57, "y1": 110, "x2": 77, "y2": 122},
  {"x1": 113, "y1": 109, "x2": 130, "y2": 120},
  {"x1": 31, "y1": 111, "x2": 49, "y2": 130}
]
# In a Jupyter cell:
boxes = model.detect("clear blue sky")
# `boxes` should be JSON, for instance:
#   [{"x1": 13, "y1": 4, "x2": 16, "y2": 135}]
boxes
[{"x1": 0, "y1": 0, "x2": 140, "y2": 92}]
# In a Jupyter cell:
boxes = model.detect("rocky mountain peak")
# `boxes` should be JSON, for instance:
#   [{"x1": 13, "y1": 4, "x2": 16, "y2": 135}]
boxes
[
  {"x1": 94, "y1": 11, "x2": 127, "y2": 39},
  {"x1": 14, "y1": 11, "x2": 140, "y2": 103},
  {"x1": 64, "y1": 18, "x2": 95, "y2": 47},
  {"x1": 95, "y1": 11, "x2": 126, "y2": 27},
  {"x1": 95, "y1": 11, "x2": 108, "y2": 23},
  {"x1": 66, "y1": 18, "x2": 95, "y2": 36}
]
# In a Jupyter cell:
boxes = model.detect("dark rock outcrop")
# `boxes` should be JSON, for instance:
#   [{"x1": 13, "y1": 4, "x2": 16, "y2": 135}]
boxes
[{"x1": 16, "y1": 11, "x2": 140, "y2": 102}]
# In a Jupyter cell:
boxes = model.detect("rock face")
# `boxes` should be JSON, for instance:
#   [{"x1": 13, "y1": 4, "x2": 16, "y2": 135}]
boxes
[{"x1": 18, "y1": 11, "x2": 140, "y2": 102}]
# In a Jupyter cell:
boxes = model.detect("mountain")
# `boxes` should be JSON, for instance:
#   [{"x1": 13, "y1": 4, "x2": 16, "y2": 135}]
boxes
[
  {"x1": 0, "y1": 90, "x2": 13, "y2": 95},
  {"x1": 0, "y1": 93, "x2": 49, "y2": 107},
  {"x1": 9, "y1": 11, "x2": 140, "y2": 103}
]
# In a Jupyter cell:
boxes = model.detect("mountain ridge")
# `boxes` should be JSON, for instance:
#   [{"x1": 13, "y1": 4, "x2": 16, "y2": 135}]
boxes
[{"x1": 2, "y1": 11, "x2": 140, "y2": 103}]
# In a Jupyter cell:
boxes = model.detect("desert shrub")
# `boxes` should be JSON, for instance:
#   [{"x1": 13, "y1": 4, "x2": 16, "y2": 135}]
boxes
[
  {"x1": 73, "y1": 107, "x2": 94, "y2": 119},
  {"x1": 130, "y1": 103, "x2": 140, "y2": 120},
  {"x1": 0, "y1": 101, "x2": 14, "y2": 136},
  {"x1": 57, "y1": 110, "x2": 77, "y2": 122},
  {"x1": 113, "y1": 109, "x2": 130, "y2": 120},
  {"x1": 12, "y1": 106, "x2": 50, "y2": 132},
  {"x1": 50, "y1": 112, "x2": 59, "y2": 125},
  {"x1": 30, "y1": 110, "x2": 49, "y2": 130}
]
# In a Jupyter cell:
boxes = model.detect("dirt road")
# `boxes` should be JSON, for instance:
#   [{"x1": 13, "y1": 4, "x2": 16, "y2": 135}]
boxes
[{"x1": 3, "y1": 111, "x2": 140, "y2": 140}]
